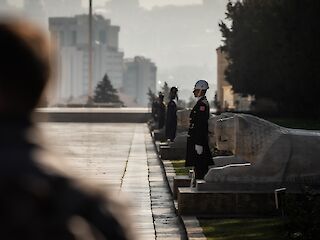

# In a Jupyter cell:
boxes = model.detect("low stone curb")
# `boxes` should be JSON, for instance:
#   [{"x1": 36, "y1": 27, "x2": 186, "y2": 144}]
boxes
[
  {"x1": 150, "y1": 131, "x2": 207, "y2": 240},
  {"x1": 162, "y1": 161, "x2": 207, "y2": 240},
  {"x1": 182, "y1": 216, "x2": 207, "y2": 240},
  {"x1": 146, "y1": 131, "x2": 187, "y2": 240}
]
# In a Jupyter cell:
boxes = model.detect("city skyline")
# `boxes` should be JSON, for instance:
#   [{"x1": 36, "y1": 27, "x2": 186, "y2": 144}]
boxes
[
  {"x1": 8, "y1": 0, "x2": 203, "y2": 9},
  {"x1": 3, "y1": 0, "x2": 228, "y2": 102}
]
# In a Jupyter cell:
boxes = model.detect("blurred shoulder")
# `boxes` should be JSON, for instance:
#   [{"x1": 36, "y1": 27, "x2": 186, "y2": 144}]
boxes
[{"x1": 200, "y1": 97, "x2": 209, "y2": 106}]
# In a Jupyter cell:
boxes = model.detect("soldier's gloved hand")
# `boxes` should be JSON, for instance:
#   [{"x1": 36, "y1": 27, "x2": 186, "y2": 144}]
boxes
[{"x1": 195, "y1": 145, "x2": 203, "y2": 155}]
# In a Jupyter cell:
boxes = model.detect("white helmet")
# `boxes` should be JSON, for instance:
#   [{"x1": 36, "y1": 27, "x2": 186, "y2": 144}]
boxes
[{"x1": 194, "y1": 80, "x2": 209, "y2": 90}]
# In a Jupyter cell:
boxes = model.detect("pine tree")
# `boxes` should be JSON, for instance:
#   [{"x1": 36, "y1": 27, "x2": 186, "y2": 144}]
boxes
[
  {"x1": 93, "y1": 74, "x2": 122, "y2": 104},
  {"x1": 147, "y1": 88, "x2": 156, "y2": 105}
]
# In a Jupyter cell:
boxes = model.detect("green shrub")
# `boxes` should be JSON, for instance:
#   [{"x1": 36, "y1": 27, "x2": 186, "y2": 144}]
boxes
[{"x1": 284, "y1": 187, "x2": 320, "y2": 240}]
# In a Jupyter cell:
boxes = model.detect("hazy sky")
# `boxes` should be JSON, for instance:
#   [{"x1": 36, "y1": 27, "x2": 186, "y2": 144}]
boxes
[
  {"x1": 140, "y1": 0, "x2": 202, "y2": 7},
  {"x1": 91, "y1": 0, "x2": 203, "y2": 9},
  {"x1": 10, "y1": 0, "x2": 204, "y2": 10},
  {"x1": 9, "y1": 0, "x2": 203, "y2": 10},
  {"x1": 6, "y1": 0, "x2": 226, "y2": 100}
]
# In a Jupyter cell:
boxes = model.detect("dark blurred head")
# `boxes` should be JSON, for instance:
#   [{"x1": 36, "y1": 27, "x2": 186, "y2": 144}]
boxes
[
  {"x1": 158, "y1": 92, "x2": 164, "y2": 100},
  {"x1": 169, "y1": 86, "x2": 178, "y2": 100},
  {"x1": 0, "y1": 19, "x2": 51, "y2": 116}
]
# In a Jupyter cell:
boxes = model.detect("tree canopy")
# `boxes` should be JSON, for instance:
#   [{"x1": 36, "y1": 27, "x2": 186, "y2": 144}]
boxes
[
  {"x1": 220, "y1": 0, "x2": 320, "y2": 118},
  {"x1": 93, "y1": 74, "x2": 122, "y2": 104},
  {"x1": 147, "y1": 88, "x2": 156, "y2": 105}
]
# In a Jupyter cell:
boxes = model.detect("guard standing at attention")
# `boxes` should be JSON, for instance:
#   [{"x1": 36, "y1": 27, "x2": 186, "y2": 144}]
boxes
[
  {"x1": 151, "y1": 96, "x2": 159, "y2": 123},
  {"x1": 185, "y1": 80, "x2": 213, "y2": 180},
  {"x1": 157, "y1": 92, "x2": 166, "y2": 129},
  {"x1": 165, "y1": 86, "x2": 178, "y2": 141}
]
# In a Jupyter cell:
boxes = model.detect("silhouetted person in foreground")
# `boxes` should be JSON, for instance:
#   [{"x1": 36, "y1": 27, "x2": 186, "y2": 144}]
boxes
[
  {"x1": 165, "y1": 86, "x2": 178, "y2": 142},
  {"x1": 0, "y1": 19, "x2": 135, "y2": 240}
]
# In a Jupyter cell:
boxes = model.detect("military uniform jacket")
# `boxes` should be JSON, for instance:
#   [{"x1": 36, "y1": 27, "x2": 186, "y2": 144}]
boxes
[
  {"x1": 185, "y1": 96, "x2": 213, "y2": 167},
  {"x1": 151, "y1": 100, "x2": 159, "y2": 121},
  {"x1": 165, "y1": 99, "x2": 177, "y2": 141},
  {"x1": 188, "y1": 96, "x2": 210, "y2": 145},
  {"x1": 158, "y1": 101, "x2": 166, "y2": 129}
]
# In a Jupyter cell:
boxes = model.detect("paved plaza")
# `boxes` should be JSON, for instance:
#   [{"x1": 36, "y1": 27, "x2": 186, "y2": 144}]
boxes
[{"x1": 40, "y1": 123, "x2": 186, "y2": 240}]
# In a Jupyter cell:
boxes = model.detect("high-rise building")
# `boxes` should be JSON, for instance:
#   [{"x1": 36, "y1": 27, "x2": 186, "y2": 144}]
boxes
[
  {"x1": 216, "y1": 47, "x2": 253, "y2": 111},
  {"x1": 49, "y1": 15, "x2": 124, "y2": 104},
  {"x1": 216, "y1": 47, "x2": 233, "y2": 109},
  {"x1": 123, "y1": 56, "x2": 157, "y2": 107}
]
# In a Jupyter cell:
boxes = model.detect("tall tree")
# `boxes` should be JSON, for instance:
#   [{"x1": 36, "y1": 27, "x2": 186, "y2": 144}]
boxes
[
  {"x1": 93, "y1": 74, "x2": 122, "y2": 104},
  {"x1": 220, "y1": 0, "x2": 320, "y2": 118},
  {"x1": 147, "y1": 88, "x2": 156, "y2": 105}
]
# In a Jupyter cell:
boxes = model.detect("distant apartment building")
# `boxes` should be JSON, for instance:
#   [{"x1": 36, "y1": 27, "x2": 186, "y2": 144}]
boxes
[
  {"x1": 123, "y1": 56, "x2": 157, "y2": 107},
  {"x1": 49, "y1": 15, "x2": 124, "y2": 104},
  {"x1": 217, "y1": 47, "x2": 234, "y2": 110},
  {"x1": 216, "y1": 47, "x2": 253, "y2": 111}
]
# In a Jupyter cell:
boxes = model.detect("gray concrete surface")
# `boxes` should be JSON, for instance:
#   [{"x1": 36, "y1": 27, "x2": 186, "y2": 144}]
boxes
[
  {"x1": 161, "y1": 161, "x2": 207, "y2": 240},
  {"x1": 35, "y1": 108, "x2": 151, "y2": 123},
  {"x1": 39, "y1": 123, "x2": 186, "y2": 240}
]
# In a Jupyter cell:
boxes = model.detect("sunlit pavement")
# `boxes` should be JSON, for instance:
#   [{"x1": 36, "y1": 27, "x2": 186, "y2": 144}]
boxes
[{"x1": 40, "y1": 123, "x2": 186, "y2": 240}]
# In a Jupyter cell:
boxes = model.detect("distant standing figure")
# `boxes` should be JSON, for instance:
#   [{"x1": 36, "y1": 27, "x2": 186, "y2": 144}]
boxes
[
  {"x1": 165, "y1": 86, "x2": 178, "y2": 141},
  {"x1": 151, "y1": 96, "x2": 160, "y2": 122},
  {"x1": 185, "y1": 80, "x2": 213, "y2": 180},
  {"x1": 0, "y1": 19, "x2": 135, "y2": 240},
  {"x1": 157, "y1": 92, "x2": 166, "y2": 129}
]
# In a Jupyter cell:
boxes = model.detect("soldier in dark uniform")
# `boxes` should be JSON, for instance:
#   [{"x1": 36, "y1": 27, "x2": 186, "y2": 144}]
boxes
[
  {"x1": 151, "y1": 92, "x2": 166, "y2": 129},
  {"x1": 151, "y1": 95, "x2": 159, "y2": 122},
  {"x1": 185, "y1": 80, "x2": 213, "y2": 180},
  {"x1": 157, "y1": 92, "x2": 166, "y2": 129},
  {"x1": 0, "y1": 20, "x2": 135, "y2": 240},
  {"x1": 165, "y1": 86, "x2": 178, "y2": 141}
]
